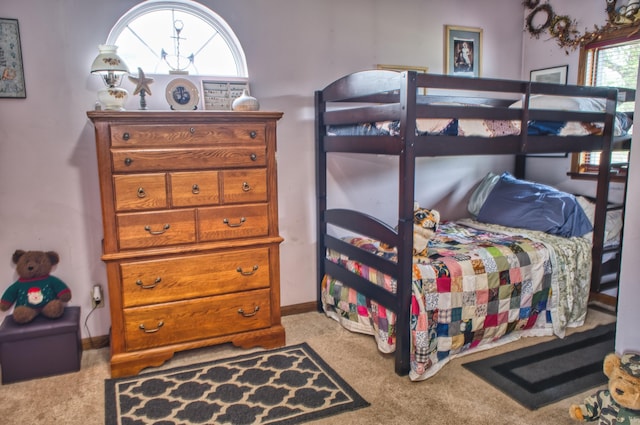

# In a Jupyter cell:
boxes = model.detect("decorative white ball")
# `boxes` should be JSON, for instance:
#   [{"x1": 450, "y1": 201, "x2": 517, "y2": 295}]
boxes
[{"x1": 232, "y1": 89, "x2": 260, "y2": 111}]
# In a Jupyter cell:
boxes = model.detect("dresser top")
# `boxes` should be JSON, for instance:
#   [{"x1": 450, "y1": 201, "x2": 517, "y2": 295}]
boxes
[{"x1": 87, "y1": 110, "x2": 283, "y2": 123}]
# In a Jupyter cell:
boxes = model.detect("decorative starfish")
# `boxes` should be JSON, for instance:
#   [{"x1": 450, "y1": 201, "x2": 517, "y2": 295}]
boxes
[{"x1": 128, "y1": 68, "x2": 154, "y2": 110}]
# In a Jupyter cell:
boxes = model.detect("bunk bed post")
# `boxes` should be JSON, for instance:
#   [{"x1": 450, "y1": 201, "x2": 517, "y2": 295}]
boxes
[
  {"x1": 515, "y1": 83, "x2": 533, "y2": 179},
  {"x1": 395, "y1": 71, "x2": 418, "y2": 375},
  {"x1": 514, "y1": 155, "x2": 526, "y2": 179},
  {"x1": 315, "y1": 90, "x2": 328, "y2": 312},
  {"x1": 590, "y1": 90, "x2": 618, "y2": 293}
]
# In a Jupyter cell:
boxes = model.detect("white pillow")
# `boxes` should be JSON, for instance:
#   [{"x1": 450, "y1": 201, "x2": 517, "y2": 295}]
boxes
[
  {"x1": 575, "y1": 196, "x2": 623, "y2": 244},
  {"x1": 468, "y1": 172, "x2": 500, "y2": 217},
  {"x1": 510, "y1": 95, "x2": 607, "y2": 112}
]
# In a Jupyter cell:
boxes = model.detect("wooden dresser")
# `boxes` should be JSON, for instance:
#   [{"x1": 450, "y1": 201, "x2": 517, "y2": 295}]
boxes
[{"x1": 87, "y1": 111, "x2": 285, "y2": 377}]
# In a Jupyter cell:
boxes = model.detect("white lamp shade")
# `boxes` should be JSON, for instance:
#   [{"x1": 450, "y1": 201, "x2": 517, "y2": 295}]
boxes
[{"x1": 90, "y1": 45, "x2": 129, "y2": 74}]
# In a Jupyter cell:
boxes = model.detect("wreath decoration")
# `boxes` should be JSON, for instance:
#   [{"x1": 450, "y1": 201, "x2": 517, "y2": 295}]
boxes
[
  {"x1": 523, "y1": 0, "x2": 541, "y2": 9},
  {"x1": 524, "y1": 1, "x2": 640, "y2": 52},
  {"x1": 526, "y1": 4, "x2": 554, "y2": 37},
  {"x1": 549, "y1": 15, "x2": 574, "y2": 38}
]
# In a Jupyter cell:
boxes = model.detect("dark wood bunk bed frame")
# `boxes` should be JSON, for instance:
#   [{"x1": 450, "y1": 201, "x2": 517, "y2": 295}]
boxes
[{"x1": 315, "y1": 70, "x2": 632, "y2": 376}]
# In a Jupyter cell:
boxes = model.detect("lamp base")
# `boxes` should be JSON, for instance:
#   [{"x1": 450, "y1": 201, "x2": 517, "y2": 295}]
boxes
[{"x1": 97, "y1": 87, "x2": 128, "y2": 111}]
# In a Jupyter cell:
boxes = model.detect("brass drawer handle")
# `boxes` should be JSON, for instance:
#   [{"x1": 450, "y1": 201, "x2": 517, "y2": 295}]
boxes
[
  {"x1": 250, "y1": 153, "x2": 257, "y2": 161},
  {"x1": 192, "y1": 184, "x2": 200, "y2": 194},
  {"x1": 242, "y1": 182, "x2": 251, "y2": 192},
  {"x1": 238, "y1": 306, "x2": 259, "y2": 317},
  {"x1": 236, "y1": 265, "x2": 259, "y2": 276},
  {"x1": 136, "y1": 277, "x2": 162, "y2": 289},
  {"x1": 223, "y1": 217, "x2": 246, "y2": 227},
  {"x1": 124, "y1": 158, "x2": 133, "y2": 166},
  {"x1": 144, "y1": 224, "x2": 170, "y2": 235},
  {"x1": 123, "y1": 132, "x2": 130, "y2": 141},
  {"x1": 137, "y1": 187, "x2": 146, "y2": 198},
  {"x1": 139, "y1": 321, "x2": 164, "y2": 333},
  {"x1": 249, "y1": 131, "x2": 257, "y2": 139}
]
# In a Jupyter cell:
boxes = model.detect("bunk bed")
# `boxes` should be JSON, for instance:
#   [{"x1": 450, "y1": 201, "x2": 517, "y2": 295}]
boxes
[{"x1": 315, "y1": 70, "x2": 633, "y2": 380}]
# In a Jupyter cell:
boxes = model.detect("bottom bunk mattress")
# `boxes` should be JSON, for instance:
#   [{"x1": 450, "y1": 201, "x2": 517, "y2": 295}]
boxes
[{"x1": 321, "y1": 219, "x2": 592, "y2": 381}]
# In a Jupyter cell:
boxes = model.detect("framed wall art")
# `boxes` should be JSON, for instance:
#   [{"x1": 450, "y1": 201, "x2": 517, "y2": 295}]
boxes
[
  {"x1": 376, "y1": 64, "x2": 429, "y2": 74},
  {"x1": 201, "y1": 77, "x2": 249, "y2": 110},
  {"x1": 376, "y1": 64, "x2": 429, "y2": 94},
  {"x1": 530, "y1": 65, "x2": 568, "y2": 84},
  {"x1": 0, "y1": 18, "x2": 26, "y2": 98},
  {"x1": 444, "y1": 25, "x2": 482, "y2": 78}
]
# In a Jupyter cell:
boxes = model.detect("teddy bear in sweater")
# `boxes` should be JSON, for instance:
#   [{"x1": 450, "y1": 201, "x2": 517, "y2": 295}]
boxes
[{"x1": 1, "y1": 250, "x2": 72, "y2": 324}]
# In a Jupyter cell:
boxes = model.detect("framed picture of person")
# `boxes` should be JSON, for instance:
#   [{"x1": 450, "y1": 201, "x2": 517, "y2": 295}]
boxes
[{"x1": 444, "y1": 25, "x2": 482, "y2": 78}]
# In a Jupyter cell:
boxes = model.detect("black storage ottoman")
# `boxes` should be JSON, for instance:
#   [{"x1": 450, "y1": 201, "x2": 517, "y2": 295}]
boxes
[{"x1": 0, "y1": 306, "x2": 82, "y2": 384}]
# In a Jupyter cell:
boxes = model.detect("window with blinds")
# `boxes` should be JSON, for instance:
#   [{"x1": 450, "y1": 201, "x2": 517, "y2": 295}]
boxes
[
  {"x1": 573, "y1": 26, "x2": 639, "y2": 179},
  {"x1": 579, "y1": 150, "x2": 629, "y2": 176}
]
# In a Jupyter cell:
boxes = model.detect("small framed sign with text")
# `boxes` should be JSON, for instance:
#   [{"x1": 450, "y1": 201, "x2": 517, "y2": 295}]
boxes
[{"x1": 201, "y1": 78, "x2": 249, "y2": 110}]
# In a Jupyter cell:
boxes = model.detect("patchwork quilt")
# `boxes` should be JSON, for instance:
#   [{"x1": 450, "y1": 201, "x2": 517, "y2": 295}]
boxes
[
  {"x1": 321, "y1": 220, "x2": 591, "y2": 381},
  {"x1": 326, "y1": 112, "x2": 631, "y2": 138}
]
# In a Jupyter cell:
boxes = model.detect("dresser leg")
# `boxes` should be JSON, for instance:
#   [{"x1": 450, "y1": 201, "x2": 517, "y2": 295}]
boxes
[
  {"x1": 110, "y1": 350, "x2": 176, "y2": 378},
  {"x1": 108, "y1": 325, "x2": 286, "y2": 378},
  {"x1": 230, "y1": 325, "x2": 286, "y2": 350}
]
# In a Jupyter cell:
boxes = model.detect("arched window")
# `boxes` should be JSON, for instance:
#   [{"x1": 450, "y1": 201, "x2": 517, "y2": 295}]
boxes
[{"x1": 106, "y1": 0, "x2": 247, "y2": 77}]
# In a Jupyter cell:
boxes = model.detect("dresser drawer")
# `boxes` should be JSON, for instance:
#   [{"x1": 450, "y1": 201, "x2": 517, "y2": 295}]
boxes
[
  {"x1": 117, "y1": 210, "x2": 196, "y2": 249},
  {"x1": 123, "y1": 289, "x2": 272, "y2": 351},
  {"x1": 113, "y1": 174, "x2": 168, "y2": 212},
  {"x1": 198, "y1": 204, "x2": 269, "y2": 241},
  {"x1": 170, "y1": 171, "x2": 220, "y2": 207},
  {"x1": 222, "y1": 168, "x2": 267, "y2": 204},
  {"x1": 110, "y1": 123, "x2": 266, "y2": 147},
  {"x1": 120, "y1": 248, "x2": 271, "y2": 307},
  {"x1": 111, "y1": 146, "x2": 266, "y2": 172}
]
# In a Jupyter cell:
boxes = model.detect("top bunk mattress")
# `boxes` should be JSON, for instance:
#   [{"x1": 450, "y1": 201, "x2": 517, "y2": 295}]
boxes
[
  {"x1": 319, "y1": 71, "x2": 634, "y2": 144},
  {"x1": 327, "y1": 96, "x2": 632, "y2": 138}
]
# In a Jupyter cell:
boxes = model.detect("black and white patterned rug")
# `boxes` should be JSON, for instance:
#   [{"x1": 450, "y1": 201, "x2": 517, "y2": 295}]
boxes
[{"x1": 105, "y1": 343, "x2": 369, "y2": 425}]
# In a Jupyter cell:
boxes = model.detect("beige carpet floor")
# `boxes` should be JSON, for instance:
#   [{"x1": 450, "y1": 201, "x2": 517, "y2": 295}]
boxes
[{"x1": 0, "y1": 307, "x2": 615, "y2": 425}]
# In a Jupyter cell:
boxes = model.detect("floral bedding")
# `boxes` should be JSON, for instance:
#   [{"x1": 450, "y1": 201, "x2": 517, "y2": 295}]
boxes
[
  {"x1": 321, "y1": 219, "x2": 591, "y2": 381},
  {"x1": 326, "y1": 95, "x2": 632, "y2": 138}
]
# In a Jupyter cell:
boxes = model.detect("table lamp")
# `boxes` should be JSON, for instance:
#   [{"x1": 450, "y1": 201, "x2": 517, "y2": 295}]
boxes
[{"x1": 91, "y1": 45, "x2": 129, "y2": 110}]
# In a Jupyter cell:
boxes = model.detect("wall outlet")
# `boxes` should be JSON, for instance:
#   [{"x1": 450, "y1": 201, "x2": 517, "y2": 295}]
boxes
[{"x1": 92, "y1": 284, "x2": 104, "y2": 309}]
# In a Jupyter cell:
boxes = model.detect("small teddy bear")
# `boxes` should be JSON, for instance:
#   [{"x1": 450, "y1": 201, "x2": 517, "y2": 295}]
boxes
[
  {"x1": 378, "y1": 205, "x2": 440, "y2": 256},
  {"x1": 569, "y1": 352, "x2": 640, "y2": 424},
  {"x1": 1, "y1": 250, "x2": 72, "y2": 324},
  {"x1": 413, "y1": 207, "x2": 440, "y2": 257}
]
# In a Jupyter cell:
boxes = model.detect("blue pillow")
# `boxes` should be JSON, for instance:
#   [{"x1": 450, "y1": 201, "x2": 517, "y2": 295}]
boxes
[{"x1": 476, "y1": 173, "x2": 593, "y2": 237}]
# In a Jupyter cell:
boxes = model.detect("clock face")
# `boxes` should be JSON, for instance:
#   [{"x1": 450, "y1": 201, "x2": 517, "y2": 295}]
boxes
[{"x1": 165, "y1": 78, "x2": 199, "y2": 110}]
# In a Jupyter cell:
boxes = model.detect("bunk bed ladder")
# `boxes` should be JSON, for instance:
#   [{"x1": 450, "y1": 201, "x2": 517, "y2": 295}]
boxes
[
  {"x1": 596, "y1": 164, "x2": 629, "y2": 296},
  {"x1": 590, "y1": 90, "x2": 618, "y2": 294}
]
